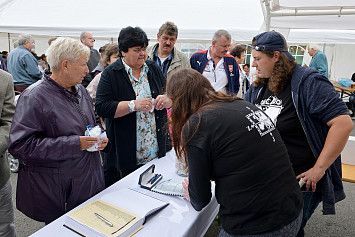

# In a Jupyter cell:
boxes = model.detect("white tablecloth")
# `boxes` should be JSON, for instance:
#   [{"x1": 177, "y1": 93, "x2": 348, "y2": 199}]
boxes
[
  {"x1": 31, "y1": 150, "x2": 219, "y2": 237},
  {"x1": 342, "y1": 137, "x2": 355, "y2": 166}
]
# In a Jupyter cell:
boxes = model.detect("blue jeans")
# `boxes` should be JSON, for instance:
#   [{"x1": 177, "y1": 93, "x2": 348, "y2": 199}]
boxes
[
  {"x1": 296, "y1": 191, "x2": 322, "y2": 237},
  {"x1": 349, "y1": 93, "x2": 355, "y2": 114}
]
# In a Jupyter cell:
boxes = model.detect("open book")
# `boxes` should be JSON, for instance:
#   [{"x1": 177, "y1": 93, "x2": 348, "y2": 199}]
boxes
[{"x1": 67, "y1": 188, "x2": 168, "y2": 237}]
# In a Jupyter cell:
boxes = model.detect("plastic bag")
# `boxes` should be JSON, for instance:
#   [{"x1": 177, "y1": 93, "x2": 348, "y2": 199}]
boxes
[
  {"x1": 338, "y1": 78, "x2": 353, "y2": 87},
  {"x1": 84, "y1": 125, "x2": 107, "y2": 152}
]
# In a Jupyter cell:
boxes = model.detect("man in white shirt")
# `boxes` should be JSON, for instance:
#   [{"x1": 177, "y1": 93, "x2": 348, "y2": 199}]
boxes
[{"x1": 190, "y1": 30, "x2": 239, "y2": 95}]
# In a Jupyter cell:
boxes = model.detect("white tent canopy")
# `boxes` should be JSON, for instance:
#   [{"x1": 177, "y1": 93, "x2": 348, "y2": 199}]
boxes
[
  {"x1": 2, "y1": 0, "x2": 355, "y2": 44},
  {"x1": 261, "y1": 0, "x2": 355, "y2": 43},
  {"x1": 1, "y1": 0, "x2": 355, "y2": 80},
  {"x1": 258, "y1": 0, "x2": 355, "y2": 80},
  {"x1": 0, "y1": 0, "x2": 263, "y2": 41}
]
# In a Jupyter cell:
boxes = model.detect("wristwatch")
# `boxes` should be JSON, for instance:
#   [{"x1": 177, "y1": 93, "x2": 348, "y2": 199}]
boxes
[{"x1": 128, "y1": 100, "x2": 135, "y2": 113}]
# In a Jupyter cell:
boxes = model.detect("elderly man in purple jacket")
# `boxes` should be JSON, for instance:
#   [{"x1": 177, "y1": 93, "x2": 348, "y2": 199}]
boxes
[{"x1": 8, "y1": 37, "x2": 109, "y2": 224}]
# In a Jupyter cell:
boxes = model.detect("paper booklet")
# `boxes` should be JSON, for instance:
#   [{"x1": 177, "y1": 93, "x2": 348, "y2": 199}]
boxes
[
  {"x1": 150, "y1": 179, "x2": 186, "y2": 197},
  {"x1": 67, "y1": 188, "x2": 168, "y2": 237}
]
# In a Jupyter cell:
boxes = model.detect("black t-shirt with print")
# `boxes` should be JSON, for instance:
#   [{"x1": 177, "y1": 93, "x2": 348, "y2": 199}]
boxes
[
  {"x1": 185, "y1": 100, "x2": 303, "y2": 235},
  {"x1": 255, "y1": 80, "x2": 315, "y2": 176}
]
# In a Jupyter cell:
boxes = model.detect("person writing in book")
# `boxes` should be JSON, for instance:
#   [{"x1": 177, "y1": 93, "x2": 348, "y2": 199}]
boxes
[
  {"x1": 167, "y1": 68, "x2": 303, "y2": 236},
  {"x1": 95, "y1": 26, "x2": 171, "y2": 188},
  {"x1": 8, "y1": 37, "x2": 109, "y2": 224}
]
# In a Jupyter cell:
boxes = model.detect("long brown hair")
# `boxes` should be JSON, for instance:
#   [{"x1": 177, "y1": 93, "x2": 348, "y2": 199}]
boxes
[
  {"x1": 167, "y1": 68, "x2": 241, "y2": 165},
  {"x1": 252, "y1": 40, "x2": 296, "y2": 94}
]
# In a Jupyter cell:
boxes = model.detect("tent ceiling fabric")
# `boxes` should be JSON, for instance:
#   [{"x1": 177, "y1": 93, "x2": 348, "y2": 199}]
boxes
[
  {"x1": 2, "y1": 0, "x2": 355, "y2": 44},
  {"x1": 265, "y1": 0, "x2": 355, "y2": 30},
  {"x1": 271, "y1": 0, "x2": 355, "y2": 11},
  {"x1": 0, "y1": 0, "x2": 263, "y2": 41}
]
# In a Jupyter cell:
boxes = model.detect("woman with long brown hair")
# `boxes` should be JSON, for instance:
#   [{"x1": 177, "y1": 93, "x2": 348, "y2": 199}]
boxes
[{"x1": 167, "y1": 68, "x2": 303, "y2": 236}]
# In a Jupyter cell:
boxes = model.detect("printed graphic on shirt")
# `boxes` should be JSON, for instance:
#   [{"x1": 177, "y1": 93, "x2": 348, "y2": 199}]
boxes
[
  {"x1": 204, "y1": 64, "x2": 212, "y2": 72},
  {"x1": 256, "y1": 95, "x2": 283, "y2": 125},
  {"x1": 245, "y1": 106, "x2": 276, "y2": 142},
  {"x1": 205, "y1": 64, "x2": 224, "y2": 72}
]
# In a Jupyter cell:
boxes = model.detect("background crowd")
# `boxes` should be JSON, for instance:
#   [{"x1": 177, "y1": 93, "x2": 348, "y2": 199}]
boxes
[{"x1": 0, "y1": 21, "x2": 354, "y2": 237}]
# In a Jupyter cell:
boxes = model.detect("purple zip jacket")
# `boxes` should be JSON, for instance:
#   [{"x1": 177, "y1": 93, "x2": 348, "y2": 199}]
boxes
[{"x1": 8, "y1": 74, "x2": 105, "y2": 222}]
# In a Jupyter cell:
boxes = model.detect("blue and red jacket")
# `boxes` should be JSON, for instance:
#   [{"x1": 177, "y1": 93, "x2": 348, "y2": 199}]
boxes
[{"x1": 190, "y1": 50, "x2": 240, "y2": 95}]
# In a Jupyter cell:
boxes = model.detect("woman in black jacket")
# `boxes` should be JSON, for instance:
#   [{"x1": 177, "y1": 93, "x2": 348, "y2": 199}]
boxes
[{"x1": 95, "y1": 26, "x2": 171, "y2": 187}]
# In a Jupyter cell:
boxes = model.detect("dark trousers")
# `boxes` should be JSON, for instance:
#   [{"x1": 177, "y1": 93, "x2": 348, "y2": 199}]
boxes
[
  {"x1": 14, "y1": 85, "x2": 29, "y2": 93},
  {"x1": 103, "y1": 165, "x2": 143, "y2": 188},
  {"x1": 296, "y1": 191, "x2": 322, "y2": 237}
]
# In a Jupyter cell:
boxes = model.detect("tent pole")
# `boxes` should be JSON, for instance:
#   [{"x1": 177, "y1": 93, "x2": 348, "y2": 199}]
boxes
[
  {"x1": 261, "y1": 0, "x2": 271, "y2": 31},
  {"x1": 8, "y1": 33, "x2": 10, "y2": 51},
  {"x1": 265, "y1": 1, "x2": 271, "y2": 31}
]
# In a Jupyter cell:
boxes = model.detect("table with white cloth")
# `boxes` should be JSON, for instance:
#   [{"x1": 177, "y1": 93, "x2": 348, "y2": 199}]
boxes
[{"x1": 30, "y1": 150, "x2": 220, "y2": 237}]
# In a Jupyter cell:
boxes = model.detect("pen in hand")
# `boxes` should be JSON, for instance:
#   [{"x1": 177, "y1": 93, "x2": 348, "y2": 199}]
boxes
[{"x1": 95, "y1": 213, "x2": 113, "y2": 227}]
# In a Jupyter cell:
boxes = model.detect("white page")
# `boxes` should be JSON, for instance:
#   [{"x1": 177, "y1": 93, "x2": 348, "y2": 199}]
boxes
[{"x1": 100, "y1": 188, "x2": 168, "y2": 218}]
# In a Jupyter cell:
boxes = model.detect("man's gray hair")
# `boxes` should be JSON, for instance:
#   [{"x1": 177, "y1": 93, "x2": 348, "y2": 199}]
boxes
[
  {"x1": 18, "y1": 35, "x2": 32, "y2": 46},
  {"x1": 212, "y1": 30, "x2": 231, "y2": 42},
  {"x1": 46, "y1": 37, "x2": 90, "y2": 72},
  {"x1": 158, "y1": 21, "x2": 178, "y2": 37},
  {"x1": 308, "y1": 43, "x2": 320, "y2": 51},
  {"x1": 80, "y1": 31, "x2": 87, "y2": 42}
]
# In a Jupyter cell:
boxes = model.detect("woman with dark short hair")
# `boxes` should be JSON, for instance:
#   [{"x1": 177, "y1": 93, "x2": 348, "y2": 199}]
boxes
[
  {"x1": 167, "y1": 68, "x2": 303, "y2": 237},
  {"x1": 96, "y1": 27, "x2": 171, "y2": 187}
]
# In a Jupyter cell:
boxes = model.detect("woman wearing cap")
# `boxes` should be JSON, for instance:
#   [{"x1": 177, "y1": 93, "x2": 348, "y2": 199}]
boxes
[
  {"x1": 244, "y1": 31, "x2": 353, "y2": 236},
  {"x1": 8, "y1": 37, "x2": 109, "y2": 224},
  {"x1": 95, "y1": 26, "x2": 171, "y2": 187},
  {"x1": 169, "y1": 68, "x2": 303, "y2": 236}
]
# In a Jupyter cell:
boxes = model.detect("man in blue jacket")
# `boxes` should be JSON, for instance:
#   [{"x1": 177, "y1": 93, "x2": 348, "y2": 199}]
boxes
[
  {"x1": 190, "y1": 29, "x2": 239, "y2": 95},
  {"x1": 7, "y1": 35, "x2": 42, "y2": 92},
  {"x1": 244, "y1": 30, "x2": 354, "y2": 237},
  {"x1": 307, "y1": 44, "x2": 328, "y2": 78}
]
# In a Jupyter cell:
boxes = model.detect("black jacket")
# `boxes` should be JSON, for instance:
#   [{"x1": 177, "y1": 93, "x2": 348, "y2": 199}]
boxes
[{"x1": 95, "y1": 58, "x2": 169, "y2": 172}]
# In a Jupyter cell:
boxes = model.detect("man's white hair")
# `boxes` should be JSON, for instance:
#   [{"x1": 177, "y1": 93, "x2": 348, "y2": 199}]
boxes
[
  {"x1": 308, "y1": 43, "x2": 320, "y2": 51},
  {"x1": 80, "y1": 31, "x2": 87, "y2": 42},
  {"x1": 18, "y1": 35, "x2": 32, "y2": 46},
  {"x1": 46, "y1": 37, "x2": 90, "y2": 72}
]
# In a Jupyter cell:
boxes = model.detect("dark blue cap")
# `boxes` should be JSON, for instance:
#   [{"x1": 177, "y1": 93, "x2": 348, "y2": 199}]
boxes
[{"x1": 252, "y1": 31, "x2": 295, "y2": 61}]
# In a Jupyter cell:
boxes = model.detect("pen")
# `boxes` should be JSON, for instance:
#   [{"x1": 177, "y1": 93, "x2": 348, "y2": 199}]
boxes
[
  {"x1": 63, "y1": 224, "x2": 86, "y2": 237},
  {"x1": 147, "y1": 174, "x2": 158, "y2": 184},
  {"x1": 95, "y1": 212, "x2": 113, "y2": 227},
  {"x1": 111, "y1": 217, "x2": 136, "y2": 235},
  {"x1": 150, "y1": 174, "x2": 161, "y2": 184}
]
